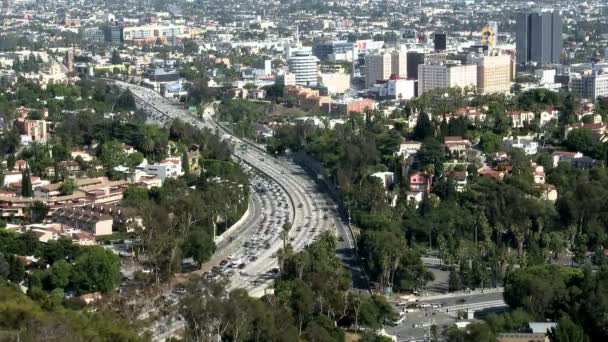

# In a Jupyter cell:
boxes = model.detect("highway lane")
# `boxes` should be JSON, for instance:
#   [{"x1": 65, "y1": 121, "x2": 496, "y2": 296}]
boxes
[{"x1": 112, "y1": 81, "x2": 353, "y2": 295}]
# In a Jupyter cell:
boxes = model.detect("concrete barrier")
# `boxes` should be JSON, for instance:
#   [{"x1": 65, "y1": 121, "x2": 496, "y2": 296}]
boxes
[{"x1": 214, "y1": 198, "x2": 252, "y2": 244}]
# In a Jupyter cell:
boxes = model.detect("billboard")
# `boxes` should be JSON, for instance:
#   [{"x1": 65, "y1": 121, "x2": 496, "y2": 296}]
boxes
[{"x1": 481, "y1": 27, "x2": 495, "y2": 48}]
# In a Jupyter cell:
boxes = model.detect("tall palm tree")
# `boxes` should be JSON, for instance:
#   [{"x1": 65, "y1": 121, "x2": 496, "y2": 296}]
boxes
[{"x1": 281, "y1": 222, "x2": 291, "y2": 249}]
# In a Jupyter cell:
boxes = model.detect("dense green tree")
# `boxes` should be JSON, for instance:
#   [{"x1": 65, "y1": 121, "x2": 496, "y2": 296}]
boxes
[
  {"x1": 548, "y1": 317, "x2": 589, "y2": 342},
  {"x1": 413, "y1": 113, "x2": 435, "y2": 141},
  {"x1": 565, "y1": 128, "x2": 594, "y2": 153},
  {"x1": 70, "y1": 247, "x2": 120, "y2": 295},
  {"x1": 50, "y1": 260, "x2": 72, "y2": 289},
  {"x1": 21, "y1": 165, "x2": 33, "y2": 197}
]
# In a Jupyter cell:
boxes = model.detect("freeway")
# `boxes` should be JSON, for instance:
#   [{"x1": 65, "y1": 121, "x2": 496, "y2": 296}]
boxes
[{"x1": 111, "y1": 80, "x2": 365, "y2": 295}]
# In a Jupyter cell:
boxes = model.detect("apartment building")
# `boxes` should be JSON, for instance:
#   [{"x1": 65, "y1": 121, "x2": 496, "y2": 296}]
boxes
[
  {"x1": 122, "y1": 25, "x2": 197, "y2": 44},
  {"x1": 418, "y1": 62, "x2": 477, "y2": 95}
]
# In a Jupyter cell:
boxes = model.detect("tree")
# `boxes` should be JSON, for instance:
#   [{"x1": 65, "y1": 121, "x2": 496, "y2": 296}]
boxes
[
  {"x1": 565, "y1": 128, "x2": 593, "y2": 153},
  {"x1": 548, "y1": 317, "x2": 589, "y2": 342},
  {"x1": 182, "y1": 150, "x2": 190, "y2": 176},
  {"x1": 182, "y1": 229, "x2": 215, "y2": 266},
  {"x1": 110, "y1": 50, "x2": 122, "y2": 65},
  {"x1": 59, "y1": 178, "x2": 78, "y2": 195},
  {"x1": 98, "y1": 140, "x2": 128, "y2": 172},
  {"x1": 21, "y1": 165, "x2": 33, "y2": 197},
  {"x1": 281, "y1": 222, "x2": 292, "y2": 249},
  {"x1": 479, "y1": 132, "x2": 503, "y2": 154},
  {"x1": 70, "y1": 246, "x2": 120, "y2": 294},
  {"x1": 121, "y1": 186, "x2": 149, "y2": 207},
  {"x1": 413, "y1": 113, "x2": 434, "y2": 141},
  {"x1": 29, "y1": 201, "x2": 49, "y2": 223},
  {"x1": 0, "y1": 253, "x2": 9, "y2": 279},
  {"x1": 50, "y1": 259, "x2": 72, "y2": 289},
  {"x1": 7, "y1": 254, "x2": 25, "y2": 283}
]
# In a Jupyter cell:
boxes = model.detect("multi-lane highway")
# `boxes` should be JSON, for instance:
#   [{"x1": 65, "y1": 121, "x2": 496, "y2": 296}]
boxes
[{"x1": 111, "y1": 80, "x2": 365, "y2": 296}]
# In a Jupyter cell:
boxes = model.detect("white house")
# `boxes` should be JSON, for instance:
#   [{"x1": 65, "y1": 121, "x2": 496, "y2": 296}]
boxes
[
  {"x1": 503, "y1": 136, "x2": 539, "y2": 155},
  {"x1": 140, "y1": 157, "x2": 183, "y2": 183}
]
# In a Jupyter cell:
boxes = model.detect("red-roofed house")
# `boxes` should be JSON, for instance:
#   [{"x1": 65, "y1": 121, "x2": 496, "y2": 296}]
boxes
[
  {"x1": 444, "y1": 136, "x2": 472, "y2": 158},
  {"x1": 565, "y1": 123, "x2": 607, "y2": 142},
  {"x1": 479, "y1": 169, "x2": 506, "y2": 180}
]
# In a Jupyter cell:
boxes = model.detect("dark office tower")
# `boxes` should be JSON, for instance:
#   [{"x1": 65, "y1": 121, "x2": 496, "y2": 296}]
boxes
[
  {"x1": 406, "y1": 52, "x2": 425, "y2": 79},
  {"x1": 516, "y1": 10, "x2": 562, "y2": 65},
  {"x1": 433, "y1": 32, "x2": 447, "y2": 51}
]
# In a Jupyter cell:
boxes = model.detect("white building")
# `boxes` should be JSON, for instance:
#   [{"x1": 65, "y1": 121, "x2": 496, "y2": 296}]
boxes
[
  {"x1": 388, "y1": 79, "x2": 415, "y2": 100},
  {"x1": 140, "y1": 157, "x2": 183, "y2": 183},
  {"x1": 287, "y1": 51, "x2": 319, "y2": 86},
  {"x1": 535, "y1": 69, "x2": 556, "y2": 84},
  {"x1": 371, "y1": 171, "x2": 394, "y2": 189},
  {"x1": 418, "y1": 62, "x2": 477, "y2": 95},
  {"x1": 503, "y1": 136, "x2": 539, "y2": 155}
]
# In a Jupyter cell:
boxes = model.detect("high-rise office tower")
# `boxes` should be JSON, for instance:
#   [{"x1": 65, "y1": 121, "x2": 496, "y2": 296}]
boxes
[
  {"x1": 365, "y1": 51, "x2": 407, "y2": 88},
  {"x1": 406, "y1": 52, "x2": 425, "y2": 79},
  {"x1": 391, "y1": 50, "x2": 407, "y2": 78},
  {"x1": 473, "y1": 54, "x2": 512, "y2": 94},
  {"x1": 365, "y1": 52, "x2": 392, "y2": 88},
  {"x1": 516, "y1": 10, "x2": 562, "y2": 65},
  {"x1": 64, "y1": 49, "x2": 74, "y2": 72},
  {"x1": 433, "y1": 32, "x2": 447, "y2": 51}
]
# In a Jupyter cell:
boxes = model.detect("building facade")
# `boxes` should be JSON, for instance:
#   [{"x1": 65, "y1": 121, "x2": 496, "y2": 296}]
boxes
[
  {"x1": 570, "y1": 71, "x2": 608, "y2": 100},
  {"x1": 365, "y1": 52, "x2": 392, "y2": 88},
  {"x1": 475, "y1": 54, "x2": 512, "y2": 94},
  {"x1": 287, "y1": 51, "x2": 319, "y2": 86},
  {"x1": 418, "y1": 63, "x2": 477, "y2": 95},
  {"x1": 516, "y1": 10, "x2": 562, "y2": 65}
]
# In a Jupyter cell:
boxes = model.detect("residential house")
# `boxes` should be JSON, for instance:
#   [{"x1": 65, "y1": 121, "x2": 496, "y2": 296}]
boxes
[
  {"x1": 576, "y1": 101, "x2": 595, "y2": 121},
  {"x1": 539, "y1": 184, "x2": 558, "y2": 201},
  {"x1": 531, "y1": 162, "x2": 545, "y2": 184},
  {"x1": 444, "y1": 136, "x2": 471, "y2": 158},
  {"x1": 395, "y1": 140, "x2": 422, "y2": 157},
  {"x1": 447, "y1": 106, "x2": 486, "y2": 124},
  {"x1": 479, "y1": 168, "x2": 506, "y2": 180},
  {"x1": 371, "y1": 172, "x2": 394, "y2": 189},
  {"x1": 565, "y1": 122, "x2": 607, "y2": 142},
  {"x1": 409, "y1": 172, "x2": 431, "y2": 193},
  {"x1": 506, "y1": 110, "x2": 535, "y2": 128},
  {"x1": 140, "y1": 157, "x2": 183, "y2": 183},
  {"x1": 539, "y1": 106, "x2": 560, "y2": 126},
  {"x1": 503, "y1": 136, "x2": 538, "y2": 155},
  {"x1": 446, "y1": 171, "x2": 468, "y2": 191},
  {"x1": 551, "y1": 151, "x2": 584, "y2": 168}
]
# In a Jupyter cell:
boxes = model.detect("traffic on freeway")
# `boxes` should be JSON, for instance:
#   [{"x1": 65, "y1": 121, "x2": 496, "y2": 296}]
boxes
[{"x1": 111, "y1": 80, "x2": 359, "y2": 296}]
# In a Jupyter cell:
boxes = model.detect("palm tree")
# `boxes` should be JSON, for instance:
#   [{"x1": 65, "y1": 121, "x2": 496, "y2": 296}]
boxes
[{"x1": 281, "y1": 222, "x2": 291, "y2": 249}]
